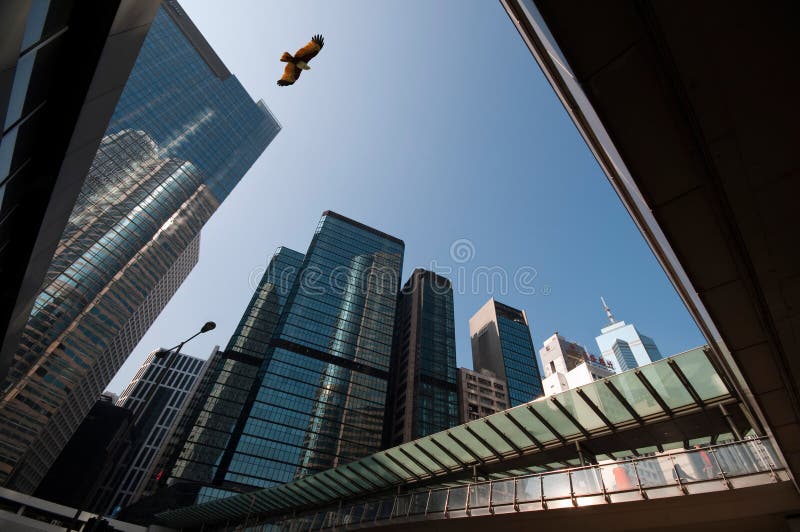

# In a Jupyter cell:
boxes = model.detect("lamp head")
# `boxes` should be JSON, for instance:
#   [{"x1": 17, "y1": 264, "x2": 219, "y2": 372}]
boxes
[{"x1": 200, "y1": 321, "x2": 216, "y2": 333}]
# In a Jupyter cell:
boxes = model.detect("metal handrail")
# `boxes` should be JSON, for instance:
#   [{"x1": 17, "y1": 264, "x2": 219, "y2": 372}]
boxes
[{"x1": 276, "y1": 437, "x2": 782, "y2": 531}]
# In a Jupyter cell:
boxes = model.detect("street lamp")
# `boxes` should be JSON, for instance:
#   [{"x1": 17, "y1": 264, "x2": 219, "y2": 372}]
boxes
[
  {"x1": 134, "y1": 321, "x2": 216, "y2": 422},
  {"x1": 67, "y1": 321, "x2": 216, "y2": 531}
]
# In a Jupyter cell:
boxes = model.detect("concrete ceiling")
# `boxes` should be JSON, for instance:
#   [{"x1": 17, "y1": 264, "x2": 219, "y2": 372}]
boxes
[{"x1": 501, "y1": 0, "x2": 800, "y2": 486}]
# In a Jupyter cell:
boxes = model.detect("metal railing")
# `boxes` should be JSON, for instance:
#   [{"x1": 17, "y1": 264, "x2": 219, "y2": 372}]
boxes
[{"x1": 266, "y1": 438, "x2": 784, "y2": 531}]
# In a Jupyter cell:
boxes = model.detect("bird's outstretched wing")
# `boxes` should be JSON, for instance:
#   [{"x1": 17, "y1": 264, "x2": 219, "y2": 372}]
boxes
[
  {"x1": 278, "y1": 63, "x2": 301, "y2": 86},
  {"x1": 294, "y1": 34, "x2": 324, "y2": 63}
]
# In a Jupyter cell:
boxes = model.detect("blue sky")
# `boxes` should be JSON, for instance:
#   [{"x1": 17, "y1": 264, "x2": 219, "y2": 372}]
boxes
[{"x1": 106, "y1": 0, "x2": 704, "y2": 393}]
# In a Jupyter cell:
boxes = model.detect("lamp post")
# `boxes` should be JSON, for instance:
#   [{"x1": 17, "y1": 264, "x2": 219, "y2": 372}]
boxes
[
  {"x1": 133, "y1": 321, "x2": 216, "y2": 425},
  {"x1": 67, "y1": 321, "x2": 216, "y2": 531}
]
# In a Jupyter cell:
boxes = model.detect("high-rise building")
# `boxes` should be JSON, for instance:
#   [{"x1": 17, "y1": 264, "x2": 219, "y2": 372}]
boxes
[
  {"x1": 157, "y1": 247, "x2": 304, "y2": 504},
  {"x1": 33, "y1": 393, "x2": 134, "y2": 511},
  {"x1": 384, "y1": 269, "x2": 458, "y2": 448},
  {"x1": 469, "y1": 299, "x2": 543, "y2": 406},
  {"x1": 539, "y1": 332, "x2": 615, "y2": 396},
  {"x1": 0, "y1": 0, "x2": 159, "y2": 386},
  {"x1": 0, "y1": 2, "x2": 280, "y2": 493},
  {"x1": 456, "y1": 368, "x2": 509, "y2": 423},
  {"x1": 594, "y1": 298, "x2": 663, "y2": 372},
  {"x1": 94, "y1": 349, "x2": 208, "y2": 515},
  {"x1": 150, "y1": 213, "x2": 403, "y2": 510}
]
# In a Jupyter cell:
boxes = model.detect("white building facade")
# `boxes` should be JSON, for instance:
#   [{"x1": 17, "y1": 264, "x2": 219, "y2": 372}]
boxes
[{"x1": 539, "y1": 333, "x2": 615, "y2": 396}]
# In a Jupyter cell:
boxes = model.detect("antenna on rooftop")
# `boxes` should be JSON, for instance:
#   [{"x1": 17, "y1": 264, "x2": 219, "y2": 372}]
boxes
[{"x1": 601, "y1": 296, "x2": 615, "y2": 324}]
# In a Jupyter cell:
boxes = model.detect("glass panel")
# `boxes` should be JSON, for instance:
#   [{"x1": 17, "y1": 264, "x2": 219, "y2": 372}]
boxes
[
  {"x1": 430, "y1": 435, "x2": 473, "y2": 465},
  {"x1": 505, "y1": 408, "x2": 557, "y2": 444},
  {"x1": 447, "y1": 487, "x2": 467, "y2": 510},
  {"x1": 427, "y1": 489, "x2": 447, "y2": 513},
  {"x1": 554, "y1": 390, "x2": 606, "y2": 431},
  {"x1": 401, "y1": 446, "x2": 441, "y2": 474},
  {"x1": 392, "y1": 494, "x2": 411, "y2": 517},
  {"x1": 376, "y1": 498, "x2": 394, "y2": 521},
  {"x1": 448, "y1": 426, "x2": 492, "y2": 457},
  {"x1": 491, "y1": 479, "x2": 515, "y2": 506},
  {"x1": 516, "y1": 475, "x2": 541, "y2": 502},
  {"x1": 636, "y1": 458, "x2": 672, "y2": 487},
  {"x1": 409, "y1": 492, "x2": 428, "y2": 515},
  {"x1": 599, "y1": 462, "x2": 637, "y2": 492},
  {"x1": 362, "y1": 501, "x2": 379, "y2": 522},
  {"x1": 473, "y1": 422, "x2": 517, "y2": 456},
  {"x1": 673, "y1": 349, "x2": 729, "y2": 400},
  {"x1": 349, "y1": 504, "x2": 364, "y2": 524},
  {"x1": 347, "y1": 463, "x2": 387, "y2": 488},
  {"x1": 714, "y1": 445, "x2": 760, "y2": 476},
  {"x1": 529, "y1": 400, "x2": 580, "y2": 438},
  {"x1": 639, "y1": 363, "x2": 693, "y2": 408},
  {"x1": 609, "y1": 372, "x2": 663, "y2": 418},
  {"x1": 579, "y1": 383, "x2": 634, "y2": 425},
  {"x1": 469, "y1": 482, "x2": 490, "y2": 508},
  {"x1": 571, "y1": 468, "x2": 603, "y2": 496},
  {"x1": 372, "y1": 455, "x2": 415, "y2": 481},
  {"x1": 486, "y1": 416, "x2": 538, "y2": 450},
  {"x1": 416, "y1": 439, "x2": 462, "y2": 469},
  {"x1": 542, "y1": 471, "x2": 572, "y2": 499}
]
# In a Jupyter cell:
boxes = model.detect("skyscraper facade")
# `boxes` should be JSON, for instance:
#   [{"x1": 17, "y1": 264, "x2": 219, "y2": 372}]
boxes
[
  {"x1": 0, "y1": 3, "x2": 280, "y2": 492},
  {"x1": 595, "y1": 299, "x2": 663, "y2": 372},
  {"x1": 539, "y1": 332, "x2": 615, "y2": 396},
  {"x1": 94, "y1": 350, "x2": 208, "y2": 515},
  {"x1": 469, "y1": 298, "x2": 543, "y2": 406},
  {"x1": 215, "y1": 212, "x2": 403, "y2": 495},
  {"x1": 456, "y1": 367, "x2": 509, "y2": 423},
  {"x1": 384, "y1": 269, "x2": 458, "y2": 447},
  {"x1": 161, "y1": 247, "x2": 304, "y2": 503},
  {"x1": 155, "y1": 213, "x2": 403, "y2": 508}
]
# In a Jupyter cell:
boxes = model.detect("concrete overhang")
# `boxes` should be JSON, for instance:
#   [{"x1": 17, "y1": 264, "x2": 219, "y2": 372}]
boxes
[{"x1": 500, "y1": 0, "x2": 800, "y2": 486}]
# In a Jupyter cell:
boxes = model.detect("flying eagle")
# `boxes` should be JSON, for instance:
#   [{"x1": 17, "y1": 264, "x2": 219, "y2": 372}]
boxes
[{"x1": 278, "y1": 35, "x2": 325, "y2": 86}]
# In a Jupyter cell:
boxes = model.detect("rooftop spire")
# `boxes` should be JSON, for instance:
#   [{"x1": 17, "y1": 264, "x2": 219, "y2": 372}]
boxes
[{"x1": 601, "y1": 296, "x2": 615, "y2": 324}]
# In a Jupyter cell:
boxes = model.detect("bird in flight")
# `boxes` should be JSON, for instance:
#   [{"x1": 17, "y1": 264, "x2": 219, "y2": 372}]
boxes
[{"x1": 277, "y1": 35, "x2": 325, "y2": 87}]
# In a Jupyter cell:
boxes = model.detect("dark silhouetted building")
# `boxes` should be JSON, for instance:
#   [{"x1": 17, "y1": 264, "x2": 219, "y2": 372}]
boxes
[
  {"x1": 34, "y1": 394, "x2": 134, "y2": 510},
  {"x1": 384, "y1": 269, "x2": 458, "y2": 447}
]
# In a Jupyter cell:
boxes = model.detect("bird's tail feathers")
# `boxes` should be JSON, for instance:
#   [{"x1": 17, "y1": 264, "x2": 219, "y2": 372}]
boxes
[{"x1": 280, "y1": 52, "x2": 293, "y2": 62}]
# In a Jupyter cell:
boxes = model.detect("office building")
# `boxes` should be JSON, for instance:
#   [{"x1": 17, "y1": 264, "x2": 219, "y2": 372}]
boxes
[
  {"x1": 94, "y1": 350, "x2": 208, "y2": 515},
  {"x1": 539, "y1": 332, "x2": 615, "y2": 396},
  {"x1": 594, "y1": 298, "x2": 663, "y2": 372},
  {"x1": 0, "y1": 2, "x2": 280, "y2": 492},
  {"x1": 143, "y1": 212, "x2": 403, "y2": 511},
  {"x1": 456, "y1": 368, "x2": 509, "y2": 422},
  {"x1": 469, "y1": 299, "x2": 543, "y2": 406},
  {"x1": 33, "y1": 393, "x2": 134, "y2": 511},
  {"x1": 0, "y1": 0, "x2": 159, "y2": 386},
  {"x1": 156, "y1": 247, "x2": 304, "y2": 505},
  {"x1": 384, "y1": 269, "x2": 458, "y2": 447}
]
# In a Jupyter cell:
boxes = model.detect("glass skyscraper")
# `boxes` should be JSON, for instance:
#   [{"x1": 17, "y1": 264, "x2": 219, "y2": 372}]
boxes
[
  {"x1": 384, "y1": 269, "x2": 458, "y2": 447},
  {"x1": 595, "y1": 299, "x2": 662, "y2": 372},
  {"x1": 154, "y1": 212, "x2": 404, "y2": 508},
  {"x1": 0, "y1": 3, "x2": 280, "y2": 492},
  {"x1": 157, "y1": 247, "x2": 304, "y2": 504},
  {"x1": 469, "y1": 299, "x2": 543, "y2": 406}
]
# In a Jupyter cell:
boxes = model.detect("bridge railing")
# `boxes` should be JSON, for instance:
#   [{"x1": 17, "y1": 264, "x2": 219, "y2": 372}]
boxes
[{"x1": 277, "y1": 437, "x2": 784, "y2": 531}]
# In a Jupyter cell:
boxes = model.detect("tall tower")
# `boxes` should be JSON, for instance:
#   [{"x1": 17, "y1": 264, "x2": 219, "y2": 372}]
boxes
[
  {"x1": 0, "y1": 3, "x2": 280, "y2": 493},
  {"x1": 594, "y1": 298, "x2": 663, "y2": 372},
  {"x1": 161, "y1": 246, "x2": 304, "y2": 503},
  {"x1": 161, "y1": 212, "x2": 404, "y2": 507},
  {"x1": 384, "y1": 269, "x2": 458, "y2": 448},
  {"x1": 469, "y1": 299, "x2": 543, "y2": 406}
]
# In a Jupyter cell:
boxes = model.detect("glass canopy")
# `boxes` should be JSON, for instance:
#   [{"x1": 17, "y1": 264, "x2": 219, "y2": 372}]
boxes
[{"x1": 158, "y1": 347, "x2": 732, "y2": 528}]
